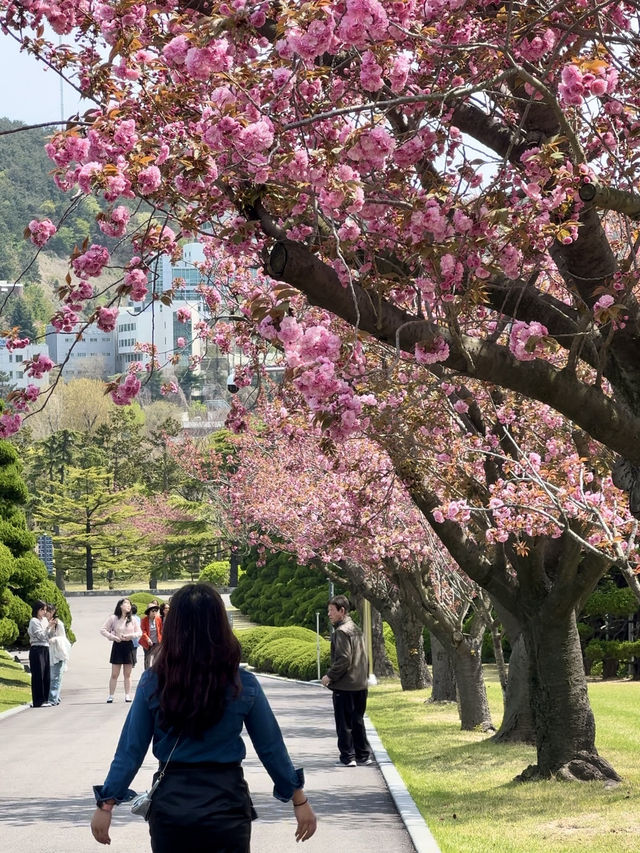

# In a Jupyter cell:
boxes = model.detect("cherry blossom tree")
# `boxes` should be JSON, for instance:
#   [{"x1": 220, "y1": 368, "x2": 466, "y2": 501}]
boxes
[
  {"x1": 3, "y1": 0, "x2": 640, "y2": 779},
  {"x1": 179, "y1": 406, "x2": 497, "y2": 725}
]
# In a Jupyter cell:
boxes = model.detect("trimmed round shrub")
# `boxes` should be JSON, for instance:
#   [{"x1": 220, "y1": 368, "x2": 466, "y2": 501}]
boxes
[
  {"x1": 0, "y1": 469, "x2": 29, "y2": 505},
  {"x1": 0, "y1": 521, "x2": 35, "y2": 557},
  {"x1": 9, "y1": 552, "x2": 48, "y2": 595},
  {"x1": 0, "y1": 541, "x2": 13, "y2": 588},
  {"x1": 0, "y1": 616, "x2": 18, "y2": 646},
  {"x1": 199, "y1": 561, "x2": 231, "y2": 586},
  {"x1": 0, "y1": 588, "x2": 30, "y2": 630},
  {"x1": 236, "y1": 625, "x2": 331, "y2": 681},
  {"x1": 129, "y1": 593, "x2": 166, "y2": 612},
  {"x1": 236, "y1": 626, "x2": 318, "y2": 661},
  {"x1": 0, "y1": 440, "x2": 19, "y2": 467}
]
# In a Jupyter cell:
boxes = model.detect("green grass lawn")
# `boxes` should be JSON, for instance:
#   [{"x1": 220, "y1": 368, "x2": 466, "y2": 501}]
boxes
[
  {"x1": 0, "y1": 650, "x2": 31, "y2": 712},
  {"x1": 367, "y1": 673, "x2": 640, "y2": 853}
]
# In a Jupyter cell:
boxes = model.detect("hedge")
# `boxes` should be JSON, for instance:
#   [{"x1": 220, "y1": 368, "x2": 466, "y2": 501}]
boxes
[
  {"x1": 585, "y1": 639, "x2": 640, "y2": 663},
  {"x1": 235, "y1": 626, "x2": 331, "y2": 681}
]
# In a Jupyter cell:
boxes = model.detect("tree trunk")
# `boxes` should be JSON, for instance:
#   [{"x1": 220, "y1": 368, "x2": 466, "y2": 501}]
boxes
[
  {"x1": 429, "y1": 632, "x2": 456, "y2": 702},
  {"x1": 55, "y1": 563, "x2": 65, "y2": 592},
  {"x1": 86, "y1": 544, "x2": 94, "y2": 591},
  {"x1": 371, "y1": 607, "x2": 395, "y2": 678},
  {"x1": 490, "y1": 617, "x2": 508, "y2": 697},
  {"x1": 452, "y1": 638, "x2": 494, "y2": 732},
  {"x1": 519, "y1": 610, "x2": 620, "y2": 782},
  {"x1": 492, "y1": 634, "x2": 535, "y2": 744},
  {"x1": 387, "y1": 612, "x2": 431, "y2": 689}
]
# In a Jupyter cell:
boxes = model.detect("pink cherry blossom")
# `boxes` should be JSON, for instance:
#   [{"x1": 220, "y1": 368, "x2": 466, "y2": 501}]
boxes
[
  {"x1": 72, "y1": 244, "x2": 110, "y2": 278},
  {"x1": 136, "y1": 165, "x2": 162, "y2": 195},
  {"x1": 28, "y1": 218, "x2": 57, "y2": 247},
  {"x1": 97, "y1": 306, "x2": 118, "y2": 332}
]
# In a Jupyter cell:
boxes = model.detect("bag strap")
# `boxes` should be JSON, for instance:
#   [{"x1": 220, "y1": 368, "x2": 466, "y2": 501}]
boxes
[{"x1": 148, "y1": 736, "x2": 181, "y2": 796}]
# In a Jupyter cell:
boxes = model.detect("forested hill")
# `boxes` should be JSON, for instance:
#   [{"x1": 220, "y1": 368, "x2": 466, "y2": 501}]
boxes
[{"x1": 0, "y1": 116, "x2": 107, "y2": 281}]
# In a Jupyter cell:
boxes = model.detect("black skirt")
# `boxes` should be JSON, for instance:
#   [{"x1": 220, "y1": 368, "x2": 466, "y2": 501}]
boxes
[
  {"x1": 109, "y1": 640, "x2": 135, "y2": 665},
  {"x1": 148, "y1": 762, "x2": 255, "y2": 853}
]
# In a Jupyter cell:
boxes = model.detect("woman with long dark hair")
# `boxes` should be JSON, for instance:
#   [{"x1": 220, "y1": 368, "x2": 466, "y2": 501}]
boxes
[
  {"x1": 28, "y1": 599, "x2": 51, "y2": 707},
  {"x1": 100, "y1": 597, "x2": 141, "y2": 703},
  {"x1": 91, "y1": 583, "x2": 317, "y2": 851}
]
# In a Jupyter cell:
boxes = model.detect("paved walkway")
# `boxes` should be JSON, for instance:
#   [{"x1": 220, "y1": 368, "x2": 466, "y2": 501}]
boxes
[{"x1": 0, "y1": 595, "x2": 437, "y2": 853}]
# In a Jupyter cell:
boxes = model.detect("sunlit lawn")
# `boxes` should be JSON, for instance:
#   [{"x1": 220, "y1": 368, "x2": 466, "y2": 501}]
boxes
[
  {"x1": 0, "y1": 650, "x2": 30, "y2": 712},
  {"x1": 367, "y1": 670, "x2": 640, "y2": 853}
]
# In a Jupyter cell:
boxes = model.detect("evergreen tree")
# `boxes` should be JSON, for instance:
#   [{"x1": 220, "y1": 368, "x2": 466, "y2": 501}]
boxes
[
  {"x1": 0, "y1": 440, "x2": 71, "y2": 647},
  {"x1": 33, "y1": 465, "x2": 140, "y2": 590},
  {"x1": 7, "y1": 298, "x2": 37, "y2": 339},
  {"x1": 93, "y1": 406, "x2": 147, "y2": 490}
]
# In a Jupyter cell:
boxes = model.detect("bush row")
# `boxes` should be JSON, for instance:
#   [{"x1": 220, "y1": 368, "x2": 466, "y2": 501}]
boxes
[
  {"x1": 231, "y1": 548, "x2": 341, "y2": 632},
  {"x1": 235, "y1": 626, "x2": 331, "y2": 681}
]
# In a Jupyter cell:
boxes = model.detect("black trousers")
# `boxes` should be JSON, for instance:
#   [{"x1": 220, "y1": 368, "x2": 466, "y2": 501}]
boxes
[
  {"x1": 148, "y1": 762, "x2": 254, "y2": 853},
  {"x1": 29, "y1": 645, "x2": 50, "y2": 707},
  {"x1": 332, "y1": 688, "x2": 370, "y2": 764}
]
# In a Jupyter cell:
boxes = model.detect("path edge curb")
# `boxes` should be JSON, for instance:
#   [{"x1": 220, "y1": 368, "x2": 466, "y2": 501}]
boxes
[
  {"x1": 0, "y1": 702, "x2": 30, "y2": 721},
  {"x1": 253, "y1": 671, "x2": 441, "y2": 853}
]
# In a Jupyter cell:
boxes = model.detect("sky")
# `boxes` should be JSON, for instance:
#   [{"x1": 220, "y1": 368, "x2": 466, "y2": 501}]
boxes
[{"x1": 0, "y1": 34, "x2": 85, "y2": 126}]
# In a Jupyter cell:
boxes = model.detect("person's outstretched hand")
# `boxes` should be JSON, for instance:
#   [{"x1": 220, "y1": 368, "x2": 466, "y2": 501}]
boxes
[
  {"x1": 91, "y1": 807, "x2": 112, "y2": 845},
  {"x1": 294, "y1": 801, "x2": 317, "y2": 842}
]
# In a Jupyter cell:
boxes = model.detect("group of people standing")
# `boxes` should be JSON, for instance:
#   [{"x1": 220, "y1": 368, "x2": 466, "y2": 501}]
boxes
[
  {"x1": 91, "y1": 583, "x2": 317, "y2": 851},
  {"x1": 100, "y1": 597, "x2": 170, "y2": 703},
  {"x1": 28, "y1": 586, "x2": 368, "y2": 851},
  {"x1": 27, "y1": 599, "x2": 71, "y2": 708}
]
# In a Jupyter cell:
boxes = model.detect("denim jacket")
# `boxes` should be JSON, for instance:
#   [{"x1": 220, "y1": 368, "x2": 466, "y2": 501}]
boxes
[{"x1": 94, "y1": 668, "x2": 304, "y2": 805}]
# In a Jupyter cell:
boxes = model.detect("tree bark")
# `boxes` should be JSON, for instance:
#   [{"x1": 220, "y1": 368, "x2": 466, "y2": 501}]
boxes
[
  {"x1": 519, "y1": 610, "x2": 620, "y2": 782},
  {"x1": 492, "y1": 634, "x2": 535, "y2": 744},
  {"x1": 452, "y1": 635, "x2": 494, "y2": 732},
  {"x1": 429, "y1": 632, "x2": 457, "y2": 702},
  {"x1": 386, "y1": 611, "x2": 431, "y2": 690},
  {"x1": 371, "y1": 606, "x2": 395, "y2": 679}
]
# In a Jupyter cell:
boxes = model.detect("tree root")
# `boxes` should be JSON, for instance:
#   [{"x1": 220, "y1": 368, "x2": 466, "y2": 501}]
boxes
[{"x1": 515, "y1": 752, "x2": 621, "y2": 785}]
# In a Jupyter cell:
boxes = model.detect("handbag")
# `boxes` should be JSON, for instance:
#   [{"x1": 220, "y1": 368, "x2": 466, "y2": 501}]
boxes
[{"x1": 130, "y1": 736, "x2": 180, "y2": 820}]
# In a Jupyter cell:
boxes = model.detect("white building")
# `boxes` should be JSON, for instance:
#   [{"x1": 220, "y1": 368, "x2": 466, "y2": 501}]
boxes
[
  {"x1": 45, "y1": 323, "x2": 116, "y2": 379},
  {"x1": 0, "y1": 339, "x2": 50, "y2": 390},
  {"x1": 116, "y1": 301, "x2": 202, "y2": 375}
]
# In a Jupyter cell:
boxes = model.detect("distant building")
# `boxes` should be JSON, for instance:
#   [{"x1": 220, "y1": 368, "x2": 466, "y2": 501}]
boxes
[
  {"x1": 0, "y1": 281, "x2": 23, "y2": 296},
  {"x1": 0, "y1": 339, "x2": 51, "y2": 390},
  {"x1": 46, "y1": 323, "x2": 116, "y2": 378},
  {"x1": 161, "y1": 242, "x2": 208, "y2": 306}
]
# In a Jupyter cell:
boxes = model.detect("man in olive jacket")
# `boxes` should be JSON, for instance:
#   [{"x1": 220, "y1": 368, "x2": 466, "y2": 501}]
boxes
[{"x1": 321, "y1": 595, "x2": 372, "y2": 767}]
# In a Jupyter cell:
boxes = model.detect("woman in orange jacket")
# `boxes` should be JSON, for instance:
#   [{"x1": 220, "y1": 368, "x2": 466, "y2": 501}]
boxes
[{"x1": 139, "y1": 601, "x2": 163, "y2": 669}]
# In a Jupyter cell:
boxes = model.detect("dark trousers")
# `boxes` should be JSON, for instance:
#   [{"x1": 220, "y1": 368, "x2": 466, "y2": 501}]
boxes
[
  {"x1": 149, "y1": 762, "x2": 254, "y2": 853},
  {"x1": 332, "y1": 688, "x2": 370, "y2": 764},
  {"x1": 29, "y1": 646, "x2": 50, "y2": 707}
]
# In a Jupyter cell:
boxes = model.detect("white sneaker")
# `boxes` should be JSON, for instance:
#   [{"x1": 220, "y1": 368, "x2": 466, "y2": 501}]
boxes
[
  {"x1": 106, "y1": 696, "x2": 114, "y2": 703},
  {"x1": 125, "y1": 695, "x2": 132, "y2": 702},
  {"x1": 335, "y1": 759, "x2": 356, "y2": 767}
]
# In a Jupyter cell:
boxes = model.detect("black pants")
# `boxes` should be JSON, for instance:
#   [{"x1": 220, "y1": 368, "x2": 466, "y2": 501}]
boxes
[
  {"x1": 148, "y1": 762, "x2": 254, "y2": 853},
  {"x1": 332, "y1": 688, "x2": 370, "y2": 764},
  {"x1": 29, "y1": 645, "x2": 50, "y2": 707}
]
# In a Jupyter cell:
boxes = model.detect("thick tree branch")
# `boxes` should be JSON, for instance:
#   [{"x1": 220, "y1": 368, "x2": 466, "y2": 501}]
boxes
[
  {"x1": 579, "y1": 181, "x2": 640, "y2": 218},
  {"x1": 266, "y1": 239, "x2": 640, "y2": 462}
]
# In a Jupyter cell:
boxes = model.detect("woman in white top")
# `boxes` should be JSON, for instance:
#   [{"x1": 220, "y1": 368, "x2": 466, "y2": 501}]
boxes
[
  {"x1": 100, "y1": 598, "x2": 141, "y2": 704},
  {"x1": 28, "y1": 599, "x2": 51, "y2": 707},
  {"x1": 46, "y1": 603, "x2": 71, "y2": 705}
]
